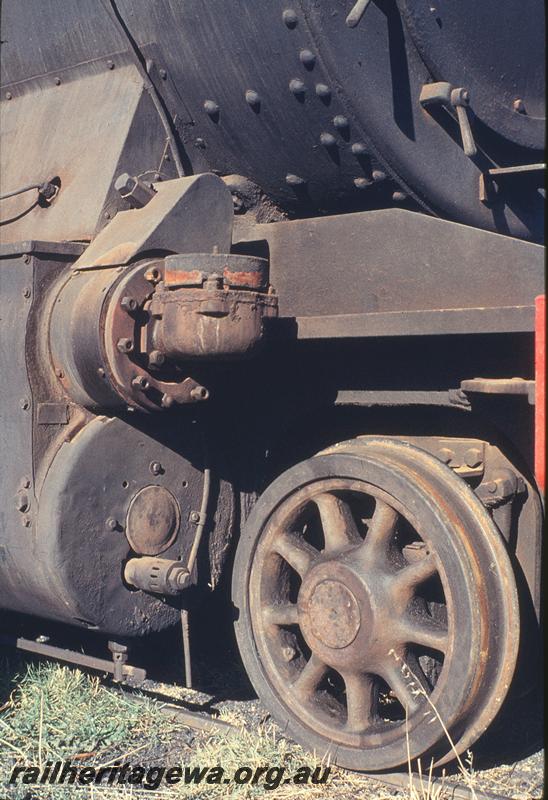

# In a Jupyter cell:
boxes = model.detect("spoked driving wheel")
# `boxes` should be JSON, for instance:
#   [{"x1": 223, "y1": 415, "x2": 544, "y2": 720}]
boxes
[{"x1": 233, "y1": 438, "x2": 519, "y2": 771}]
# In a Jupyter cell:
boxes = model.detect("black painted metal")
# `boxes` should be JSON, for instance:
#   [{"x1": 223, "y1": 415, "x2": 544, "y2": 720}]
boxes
[{"x1": 0, "y1": 0, "x2": 544, "y2": 241}]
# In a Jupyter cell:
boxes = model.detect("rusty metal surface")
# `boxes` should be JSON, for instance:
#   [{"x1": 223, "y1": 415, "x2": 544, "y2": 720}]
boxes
[{"x1": 233, "y1": 438, "x2": 520, "y2": 771}]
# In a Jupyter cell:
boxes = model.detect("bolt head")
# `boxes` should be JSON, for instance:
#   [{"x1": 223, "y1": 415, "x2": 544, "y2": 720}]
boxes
[
  {"x1": 282, "y1": 8, "x2": 298, "y2": 28},
  {"x1": 117, "y1": 338, "x2": 134, "y2": 353},
  {"x1": 190, "y1": 511, "x2": 200, "y2": 523},
  {"x1": 149, "y1": 461, "x2": 163, "y2": 476},
  {"x1": 106, "y1": 517, "x2": 118, "y2": 531},
  {"x1": 148, "y1": 350, "x2": 166, "y2": 368},
  {"x1": 282, "y1": 645, "x2": 297, "y2": 661},
  {"x1": 513, "y1": 98, "x2": 526, "y2": 113},
  {"x1": 120, "y1": 296, "x2": 138, "y2": 313}
]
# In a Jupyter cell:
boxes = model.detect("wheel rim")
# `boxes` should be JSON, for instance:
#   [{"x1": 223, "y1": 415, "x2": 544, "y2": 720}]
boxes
[{"x1": 236, "y1": 441, "x2": 519, "y2": 770}]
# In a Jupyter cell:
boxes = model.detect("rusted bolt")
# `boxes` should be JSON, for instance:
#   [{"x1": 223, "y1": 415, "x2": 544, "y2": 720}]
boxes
[
  {"x1": 438, "y1": 448, "x2": 454, "y2": 464},
  {"x1": 149, "y1": 461, "x2": 163, "y2": 476},
  {"x1": 117, "y1": 337, "x2": 134, "y2": 353},
  {"x1": 190, "y1": 385, "x2": 209, "y2": 401},
  {"x1": 132, "y1": 375, "x2": 150, "y2": 390},
  {"x1": 465, "y1": 447, "x2": 483, "y2": 468},
  {"x1": 282, "y1": 645, "x2": 297, "y2": 661},
  {"x1": 190, "y1": 511, "x2": 200, "y2": 523},
  {"x1": 23, "y1": 287, "x2": 31, "y2": 298},
  {"x1": 15, "y1": 492, "x2": 30, "y2": 513},
  {"x1": 145, "y1": 268, "x2": 161, "y2": 283},
  {"x1": 20, "y1": 397, "x2": 30, "y2": 410},
  {"x1": 120, "y1": 295, "x2": 138, "y2": 313},
  {"x1": 106, "y1": 517, "x2": 119, "y2": 531},
  {"x1": 148, "y1": 350, "x2": 166, "y2": 368},
  {"x1": 513, "y1": 98, "x2": 526, "y2": 114}
]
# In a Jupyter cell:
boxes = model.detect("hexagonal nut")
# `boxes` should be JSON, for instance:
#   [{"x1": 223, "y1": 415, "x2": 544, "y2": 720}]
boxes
[{"x1": 117, "y1": 337, "x2": 134, "y2": 354}]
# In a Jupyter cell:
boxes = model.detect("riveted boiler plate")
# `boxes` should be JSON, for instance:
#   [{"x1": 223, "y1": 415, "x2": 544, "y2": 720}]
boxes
[
  {"x1": 398, "y1": 0, "x2": 545, "y2": 150},
  {"x1": 126, "y1": 485, "x2": 180, "y2": 556}
]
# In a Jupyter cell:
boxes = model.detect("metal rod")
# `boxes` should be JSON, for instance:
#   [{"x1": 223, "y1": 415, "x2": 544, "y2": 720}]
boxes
[
  {"x1": 180, "y1": 609, "x2": 192, "y2": 689},
  {"x1": 0, "y1": 182, "x2": 42, "y2": 201}
]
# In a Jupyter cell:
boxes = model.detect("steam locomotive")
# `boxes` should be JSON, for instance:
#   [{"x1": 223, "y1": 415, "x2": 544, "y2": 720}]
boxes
[{"x1": 0, "y1": 0, "x2": 544, "y2": 771}]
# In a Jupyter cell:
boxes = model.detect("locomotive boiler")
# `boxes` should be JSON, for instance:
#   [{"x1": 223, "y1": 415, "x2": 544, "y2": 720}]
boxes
[{"x1": 0, "y1": 0, "x2": 544, "y2": 772}]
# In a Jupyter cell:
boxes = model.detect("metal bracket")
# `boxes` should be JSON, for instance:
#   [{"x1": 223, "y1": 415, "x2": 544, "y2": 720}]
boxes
[
  {"x1": 420, "y1": 82, "x2": 476, "y2": 157},
  {"x1": 479, "y1": 163, "x2": 545, "y2": 204}
]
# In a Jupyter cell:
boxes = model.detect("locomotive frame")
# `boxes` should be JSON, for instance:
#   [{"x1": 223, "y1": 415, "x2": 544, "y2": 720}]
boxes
[{"x1": 0, "y1": 0, "x2": 544, "y2": 773}]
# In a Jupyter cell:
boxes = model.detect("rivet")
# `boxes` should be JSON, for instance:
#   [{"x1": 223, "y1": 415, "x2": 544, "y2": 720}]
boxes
[
  {"x1": 315, "y1": 83, "x2": 331, "y2": 100},
  {"x1": 351, "y1": 142, "x2": 368, "y2": 156},
  {"x1": 6, "y1": 92, "x2": 12, "y2": 100},
  {"x1": 245, "y1": 89, "x2": 261, "y2": 109},
  {"x1": 104, "y1": 211, "x2": 111, "y2": 219},
  {"x1": 23, "y1": 287, "x2": 31, "y2": 298},
  {"x1": 97, "y1": 367, "x2": 105, "y2": 378},
  {"x1": 120, "y1": 295, "x2": 137, "y2": 313},
  {"x1": 22, "y1": 516, "x2": 32, "y2": 528},
  {"x1": 372, "y1": 169, "x2": 386, "y2": 182},
  {"x1": 159, "y1": 68, "x2": 167, "y2": 79},
  {"x1": 438, "y1": 448, "x2": 454, "y2": 464},
  {"x1": 392, "y1": 190, "x2": 407, "y2": 202},
  {"x1": 149, "y1": 461, "x2": 163, "y2": 476},
  {"x1": 333, "y1": 115, "x2": 349, "y2": 130},
  {"x1": 190, "y1": 510, "x2": 200, "y2": 523},
  {"x1": 20, "y1": 397, "x2": 30, "y2": 410},
  {"x1": 55, "y1": 368, "x2": 64, "y2": 379},
  {"x1": 106, "y1": 517, "x2": 119, "y2": 531},
  {"x1": 149, "y1": 350, "x2": 166, "y2": 368},
  {"x1": 22, "y1": 477, "x2": 31, "y2": 489},
  {"x1": 285, "y1": 173, "x2": 307, "y2": 186},
  {"x1": 299, "y1": 49, "x2": 316, "y2": 69},
  {"x1": 289, "y1": 78, "x2": 306, "y2": 96},
  {"x1": 107, "y1": 60, "x2": 115, "y2": 70},
  {"x1": 513, "y1": 98, "x2": 526, "y2": 114},
  {"x1": 320, "y1": 132, "x2": 337, "y2": 148},
  {"x1": 194, "y1": 137, "x2": 206, "y2": 149},
  {"x1": 465, "y1": 447, "x2": 483, "y2": 468},
  {"x1": 203, "y1": 99, "x2": 220, "y2": 118},
  {"x1": 282, "y1": 8, "x2": 298, "y2": 28},
  {"x1": 23, "y1": 254, "x2": 31, "y2": 264},
  {"x1": 354, "y1": 177, "x2": 372, "y2": 189},
  {"x1": 54, "y1": 77, "x2": 61, "y2": 86}
]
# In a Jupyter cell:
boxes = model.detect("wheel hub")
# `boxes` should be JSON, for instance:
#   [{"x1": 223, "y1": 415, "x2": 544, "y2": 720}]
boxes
[{"x1": 306, "y1": 579, "x2": 361, "y2": 649}]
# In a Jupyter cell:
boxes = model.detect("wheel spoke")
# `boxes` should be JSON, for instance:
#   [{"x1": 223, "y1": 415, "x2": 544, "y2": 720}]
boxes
[
  {"x1": 343, "y1": 672, "x2": 375, "y2": 732},
  {"x1": 263, "y1": 603, "x2": 299, "y2": 626},
  {"x1": 391, "y1": 553, "x2": 438, "y2": 608},
  {"x1": 380, "y1": 659, "x2": 423, "y2": 715},
  {"x1": 398, "y1": 615, "x2": 449, "y2": 654},
  {"x1": 272, "y1": 530, "x2": 318, "y2": 576},
  {"x1": 361, "y1": 500, "x2": 398, "y2": 559},
  {"x1": 291, "y1": 653, "x2": 327, "y2": 700},
  {"x1": 313, "y1": 492, "x2": 362, "y2": 552}
]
